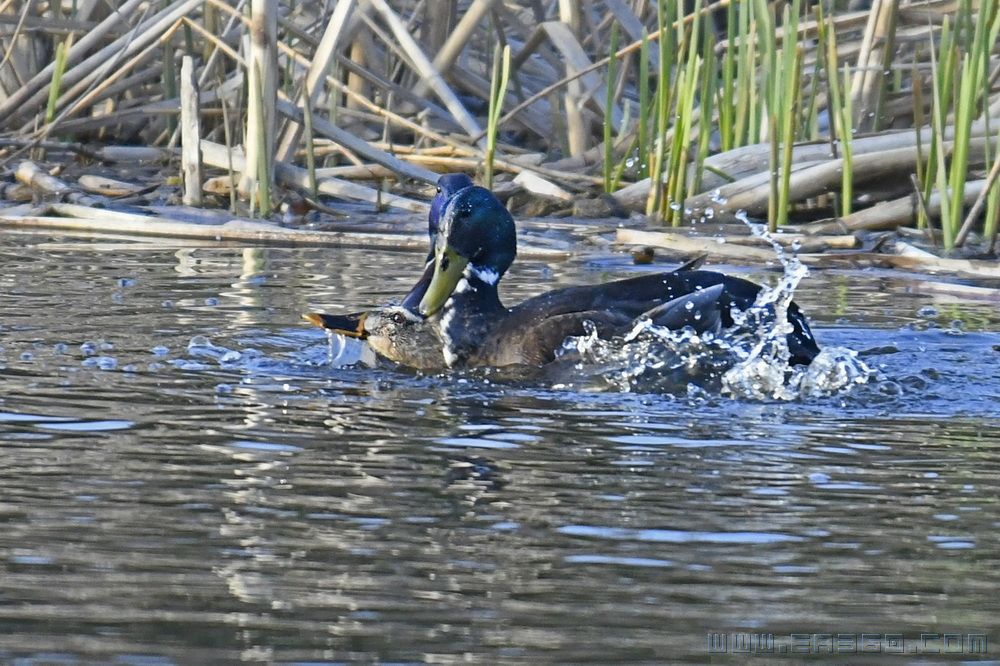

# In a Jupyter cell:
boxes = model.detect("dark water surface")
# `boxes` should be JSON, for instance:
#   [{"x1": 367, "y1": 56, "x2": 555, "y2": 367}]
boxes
[{"x1": 2, "y1": 233, "x2": 999, "y2": 663}]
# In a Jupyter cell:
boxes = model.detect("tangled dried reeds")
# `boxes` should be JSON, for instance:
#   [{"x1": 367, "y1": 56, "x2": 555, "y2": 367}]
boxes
[{"x1": 1, "y1": 0, "x2": 999, "y2": 257}]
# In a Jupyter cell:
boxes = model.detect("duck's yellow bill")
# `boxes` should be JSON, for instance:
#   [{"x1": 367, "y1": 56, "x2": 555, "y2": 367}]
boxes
[
  {"x1": 302, "y1": 311, "x2": 368, "y2": 339},
  {"x1": 418, "y1": 245, "x2": 468, "y2": 316}
]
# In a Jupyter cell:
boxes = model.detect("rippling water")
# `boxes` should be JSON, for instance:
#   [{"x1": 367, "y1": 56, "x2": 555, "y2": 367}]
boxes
[{"x1": 2, "y1": 233, "x2": 999, "y2": 662}]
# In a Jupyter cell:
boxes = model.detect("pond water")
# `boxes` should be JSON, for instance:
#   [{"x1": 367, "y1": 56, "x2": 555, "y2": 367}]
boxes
[{"x1": 1, "y1": 232, "x2": 999, "y2": 662}]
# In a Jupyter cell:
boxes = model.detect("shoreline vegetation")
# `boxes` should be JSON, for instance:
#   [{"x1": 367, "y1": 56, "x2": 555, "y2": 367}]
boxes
[{"x1": 1, "y1": 0, "x2": 1000, "y2": 280}]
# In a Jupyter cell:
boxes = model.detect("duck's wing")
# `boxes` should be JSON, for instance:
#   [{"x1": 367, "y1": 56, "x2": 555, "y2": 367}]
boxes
[
  {"x1": 673, "y1": 253, "x2": 708, "y2": 272},
  {"x1": 639, "y1": 283, "x2": 724, "y2": 333},
  {"x1": 508, "y1": 271, "x2": 724, "y2": 324},
  {"x1": 700, "y1": 273, "x2": 820, "y2": 365},
  {"x1": 500, "y1": 270, "x2": 820, "y2": 366}
]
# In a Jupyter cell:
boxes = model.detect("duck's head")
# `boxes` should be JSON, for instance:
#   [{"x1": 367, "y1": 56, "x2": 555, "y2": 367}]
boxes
[
  {"x1": 428, "y1": 173, "x2": 474, "y2": 242},
  {"x1": 419, "y1": 186, "x2": 516, "y2": 316},
  {"x1": 363, "y1": 307, "x2": 442, "y2": 368},
  {"x1": 401, "y1": 174, "x2": 476, "y2": 312},
  {"x1": 303, "y1": 307, "x2": 443, "y2": 369}
]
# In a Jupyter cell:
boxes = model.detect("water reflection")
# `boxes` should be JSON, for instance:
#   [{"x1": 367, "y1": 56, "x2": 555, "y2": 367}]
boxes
[{"x1": 0, "y1": 236, "x2": 999, "y2": 661}]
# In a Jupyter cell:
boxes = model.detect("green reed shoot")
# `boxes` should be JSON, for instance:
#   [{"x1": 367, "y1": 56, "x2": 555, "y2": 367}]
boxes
[
  {"x1": 919, "y1": 17, "x2": 955, "y2": 232},
  {"x1": 251, "y1": 62, "x2": 271, "y2": 218},
  {"x1": 821, "y1": 12, "x2": 853, "y2": 217},
  {"x1": 775, "y1": 43, "x2": 802, "y2": 231},
  {"x1": 484, "y1": 44, "x2": 511, "y2": 190},
  {"x1": 646, "y1": 0, "x2": 675, "y2": 218},
  {"x1": 690, "y1": 17, "x2": 715, "y2": 197},
  {"x1": 717, "y1": 0, "x2": 737, "y2": 152},
  {"x1": 637, "y1": 30, "x2": 650, "y2": 180},
  {"x1": 752, "y1": 0, "x2": 778, "y2": 227},
  {"x1": 838, "y1": 65, "x2": 854, "y2": 217},
  {"x1": 44, "y1": 40, "x2": 69, "y2": 125},
  {"x1": 929, "y1": 34, "x2": 951, "y2": 243},
  {"x1": 718, "y1": 0, "x2": 761, "y2": 150},
  {"x1": 662, "y1": 3, "x2": 703, "y2": 224},
  {"x1": 985, "y1": 125, "x2": 1000, "y2": 247},
  {"x1": 776, "y1": 2, "x2": 802, "y2": 230},
  {"x1": 735, "y1": 0, "x2": 759, "y2": 147},
  {"x1": 603, "y1": 22, "x2": 620, "y2": 194},
  {"x1": 949, "y1": 1, "x2": 1000, "y2": 247},
  {"x1": 945, "y1": 13, "x2": 989, "y2": 247},
  {"x1": 662, "y1": 60, "x2": 700, "y2": 224},
  {"x1": 921, "y1": 0, "x2": 1000, "y2": 249}
]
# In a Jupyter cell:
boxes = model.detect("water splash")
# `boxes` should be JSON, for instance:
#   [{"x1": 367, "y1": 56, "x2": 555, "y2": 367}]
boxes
[
  {"x1": 559, "y1": 212, "x2": 871, "y2": 400},
  {"x1": 720, "y1": 214, "x2": 870, "y2": 400},
  {"x1": 560, "y1": 319, "x2": 746, "y2": 395}
]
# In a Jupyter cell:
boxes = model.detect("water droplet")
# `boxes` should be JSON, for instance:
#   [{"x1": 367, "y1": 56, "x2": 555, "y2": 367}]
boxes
[
  {"x1": 204, "y1": 297, "x2": 219, "y2": 306},
  {"x1": 19, "y1": 352, "x2": 33, "y2": 361},
  {"x1": 188, "y1": 335, "x2": 211, "y2": 348},
  {"x1": 161, "y1": 300, "x2": 174, "y2": 309},
  {"x1": 117, "y1": 277, "x2": 137, "y2": 288},
  {"x1": 917, "y1": 305, "x2": 938, "y2": 318},
  {"x1": 220, "y1": 350, "x2": 242, "y2": 364},
  {"x1": 150, "y1": 345, "x2": 169, "y2": 356},
  {"x1": 80, "y1": 342, "x2": 97, "y2": 356}
]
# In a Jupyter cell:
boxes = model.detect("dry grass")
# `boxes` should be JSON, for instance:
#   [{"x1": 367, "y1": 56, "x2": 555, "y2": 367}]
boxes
[{"x1": 1, "y1": 0, "x2": 999, "y2": 255}]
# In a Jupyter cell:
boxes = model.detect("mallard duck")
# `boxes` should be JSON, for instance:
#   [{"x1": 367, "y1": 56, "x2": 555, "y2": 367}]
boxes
[
  {"x1": 304, "y1": 173, "x2": 473, "y2": 338},
  {"x1": 416, "y1": 185, "x2": 821, "y2": 368},
  {"x1": 304, "y1": 172, "x2": 717, "y2": 369},
  {"x1": 303, "y1": 266, "x2": 724, "y2": 370}
]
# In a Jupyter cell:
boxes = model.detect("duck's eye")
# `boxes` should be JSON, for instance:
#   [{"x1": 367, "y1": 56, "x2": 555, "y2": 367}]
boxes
[
  {"x1": 435, "y1": 186, "x2": 442, "y2": 194},
  {"x1": 390, "y1": 312, "x2": 407, "y2": 325}
]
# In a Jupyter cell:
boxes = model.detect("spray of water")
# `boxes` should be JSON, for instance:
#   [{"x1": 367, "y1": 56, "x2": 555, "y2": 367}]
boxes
[{"x1": 560, "y1": 212, "x2": 871, "y2": 400}]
